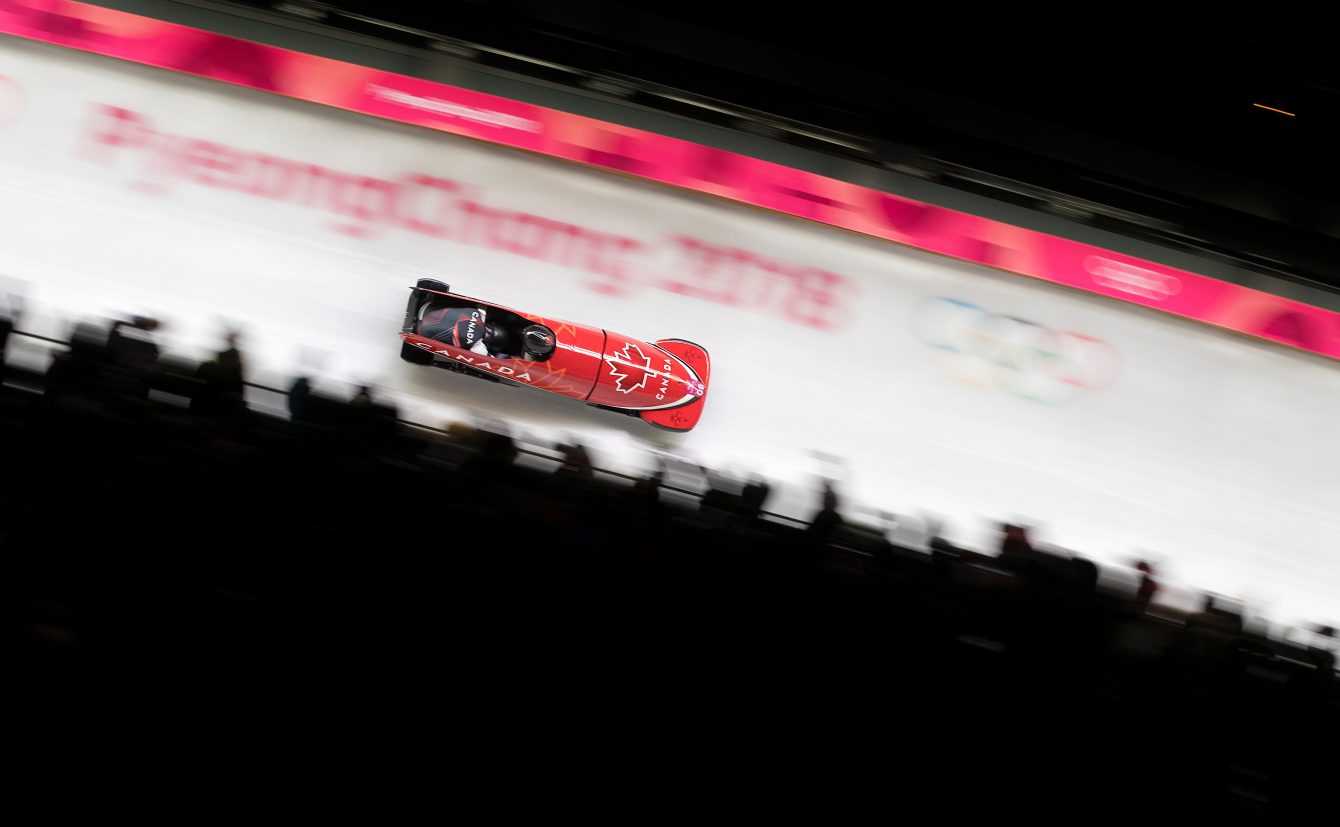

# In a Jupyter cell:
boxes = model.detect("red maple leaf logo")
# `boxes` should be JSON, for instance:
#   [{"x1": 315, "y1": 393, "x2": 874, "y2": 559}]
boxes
[{"x1": 605, "y1": 342, "x2": 655, "y2": 394}]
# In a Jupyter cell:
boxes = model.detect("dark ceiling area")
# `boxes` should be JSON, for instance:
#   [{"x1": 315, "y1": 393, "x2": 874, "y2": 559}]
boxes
[{"x1": 227, "y1": 1, "x2": 1340, "y2": 292}]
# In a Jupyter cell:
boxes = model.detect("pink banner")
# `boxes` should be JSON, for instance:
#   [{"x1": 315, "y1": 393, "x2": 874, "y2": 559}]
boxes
[{"x1": 3, "y1": 0, "x2": 1339, "y2": 360}]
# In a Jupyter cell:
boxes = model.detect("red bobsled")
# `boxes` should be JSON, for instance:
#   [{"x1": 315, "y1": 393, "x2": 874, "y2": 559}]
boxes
[{"x1": 399, "y1": 280, "x2": 710, "y2": 432}]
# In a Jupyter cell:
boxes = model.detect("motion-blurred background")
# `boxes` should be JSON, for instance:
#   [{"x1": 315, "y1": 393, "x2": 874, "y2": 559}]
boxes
[{"x1": 4, "y1": 2, "x2": 1338, "y2": 810}]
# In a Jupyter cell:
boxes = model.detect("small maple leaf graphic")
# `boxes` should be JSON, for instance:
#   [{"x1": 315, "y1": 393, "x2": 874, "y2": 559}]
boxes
[{"x1": 606, "y1": 342, "x2": 655, "y2": 394}]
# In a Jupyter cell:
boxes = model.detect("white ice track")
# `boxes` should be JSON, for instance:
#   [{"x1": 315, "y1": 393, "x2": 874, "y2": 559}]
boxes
[{"x1": 2, "y1": 38, "x2": 1338, "y2": 629}]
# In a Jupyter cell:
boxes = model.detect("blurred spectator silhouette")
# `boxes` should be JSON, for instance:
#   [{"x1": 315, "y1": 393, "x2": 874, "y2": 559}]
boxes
[
  {"x1": 464, "y1": 426, "x2": 519, "y2": 484},
  {"x1": 1308, "y1": 625, "x2": 1336, "y2": 674},
  {"x1": 805, "y1": 479, "x2": 843, "y2": 541},
  {"x1": 345, "y1": 384, "x2": 399, "y2": 449},
  {"x1": 421, "y1": 420, "x2": 475, "y2": 468},
  {"x1": 0, "y1": 297, "x2": 18, "y2": 379},
  {"x1": 44, "y1": 321, "x2": 111, "y2": 413},
  {"x1": 997, "y1": 522, "x2": 1036, "y2": 572},
  {"x1": 696, "y1": 466, "x2": 744, "y2": 528},
  {"x1": 1135, "y1": 560, "x2": 1159, "y2": 611},
  {"x1": 925, "y1": 515, "x2": 961, "y2": 557},
  {"x1": 790, "y1": 478, "x2": 844, "y2": 570},
  {"x1": 105, "y1": 314, "x2": 162, "y2": 400},
  {"x1": 193, "y1": 330, "x2": 246, "y2": 420},
  {"x1": 349, "y1": 384, "x2": 375, "y2": 434},
  {"x1": 632, "y1": 458, "x2": 667, "y2": 515},
  {"x1": 1183, "y1": 593, "x2": 1243, "y2": 660},
  {"x1": 288, "y1": 375, "x2": 312, "y2": 422},
  {"x1": 283, "y1": 375, "x2": 349, "y2": 431},
  {"x1": 738, "y1": 475, "x2": 772, "y2": 525},
  {"x1": 555, "y1": 440, "x2": 595, "y2": 483}
]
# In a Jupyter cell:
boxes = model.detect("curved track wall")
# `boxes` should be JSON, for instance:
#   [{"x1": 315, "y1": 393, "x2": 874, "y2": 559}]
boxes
[{"x1": 1, "y1": 36, "x2": 1337, "y2": 626}]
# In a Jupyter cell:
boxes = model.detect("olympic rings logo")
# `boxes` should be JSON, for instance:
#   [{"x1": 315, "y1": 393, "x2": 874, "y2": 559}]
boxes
[{"x1": 911, "y1": 297, "x2": 1122, "y2": 403}]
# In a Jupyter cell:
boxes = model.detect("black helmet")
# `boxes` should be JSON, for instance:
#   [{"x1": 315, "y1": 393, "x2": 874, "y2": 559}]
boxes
[
  {"x1": 482, "y1": 322, "x2": 509, "y2": 348},
  {"x1": 520, "y1": 324, "x2": 556, "y2": 359}
]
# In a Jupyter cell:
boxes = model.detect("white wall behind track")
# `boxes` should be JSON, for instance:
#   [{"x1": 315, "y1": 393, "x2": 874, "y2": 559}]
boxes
[{"x1": 1, "y1": 38, "x2": 1337, "y2": 628}]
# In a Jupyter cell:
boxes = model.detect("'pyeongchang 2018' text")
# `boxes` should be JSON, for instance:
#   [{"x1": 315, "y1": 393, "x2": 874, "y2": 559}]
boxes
[{"x1": 80, "y1": 104, "x2": 851, "y2": 329}]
